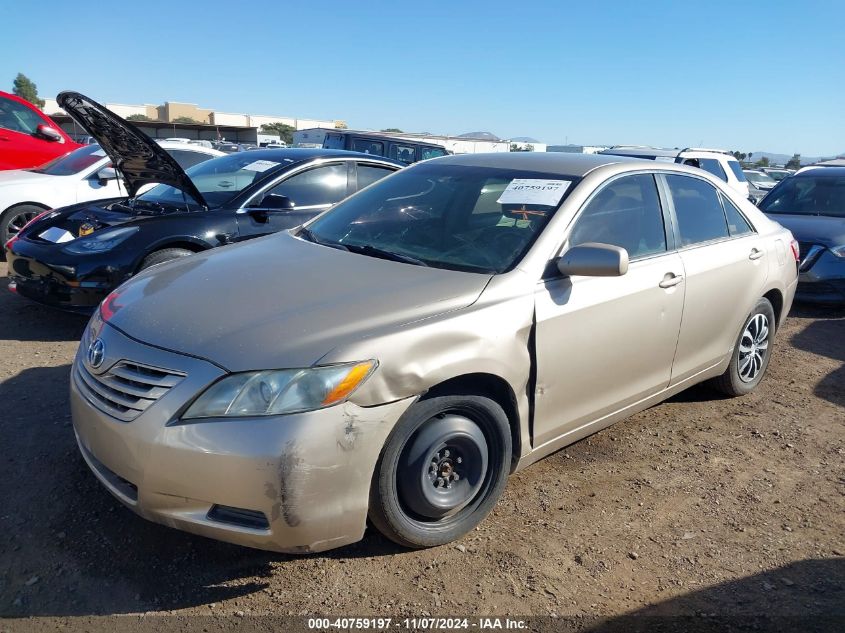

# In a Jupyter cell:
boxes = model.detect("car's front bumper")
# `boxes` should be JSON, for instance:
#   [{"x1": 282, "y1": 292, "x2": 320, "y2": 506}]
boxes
[
  {"x1": 797, "y1": 251, "x2": 845, "y2": 304},
  {"x1": 71, "y1": 321, "x2": 415, "y2": 553}
]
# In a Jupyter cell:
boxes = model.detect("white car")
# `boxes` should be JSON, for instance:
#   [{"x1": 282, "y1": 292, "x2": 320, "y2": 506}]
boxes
[
  {"x1": 0, "y1": 142, "x2": 223, "y2": 244},
  {"x1": 600, "y1": 146, "x2": 750, "y2": 198}
]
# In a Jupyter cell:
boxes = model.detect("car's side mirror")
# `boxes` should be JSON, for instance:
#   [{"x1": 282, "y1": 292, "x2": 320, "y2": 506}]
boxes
[
  {"x1": 96, "y1": 166, "x2": 118, "y2": 184},
  {"x1": 556, "y1": 243, "x2": 629, "y2": 277},
  {"x1": 252, "y1": 193, "x2": 295, "y2": 211},
  {"x1": 36, "y1": 124, "x2": 63, "y2": 142}
]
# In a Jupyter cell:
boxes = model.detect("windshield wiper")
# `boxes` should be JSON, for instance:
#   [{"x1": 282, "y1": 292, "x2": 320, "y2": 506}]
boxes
[
  {"x1": 298, "y1": 227, "x2": 349, "y2": 251},
  {"x1": 344, "y1": 243, "x2": 429, "y2": 267}
]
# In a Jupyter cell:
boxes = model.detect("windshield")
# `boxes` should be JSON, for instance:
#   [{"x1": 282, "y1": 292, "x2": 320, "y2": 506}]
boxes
[
  {"x1": 727, "y1": 159, "x2": 747, "y2": 182},
  {"x1": 760, "y1": 174, "x2": 845, "y2": 217},
  {"x1": 138, "y1": 152, "x2": 295, "y2": 209},
  {"x1": 745, "y1": 171, "x2": 776, "y2": 184},
  {"x1": 765, "y1": 170, "x2": 789, "y2": 181},
  {"x1": 29, "y1": 144, "x2": 107, "y2": 175},
  {"x1": 304, "y1": 163, "x2": 578, "y2": 274}
]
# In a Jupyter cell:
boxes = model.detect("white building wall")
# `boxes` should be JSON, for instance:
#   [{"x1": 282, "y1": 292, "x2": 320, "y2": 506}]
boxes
[
  {"x1": 248, "y1": 114, "x2": 297, "y2": 129},
  {"x1": 213, "y1": 112, "x2": 250, "y2": 126},
  {"x1": 105, "y1": 103, "x2": 150, "y2": 118}
]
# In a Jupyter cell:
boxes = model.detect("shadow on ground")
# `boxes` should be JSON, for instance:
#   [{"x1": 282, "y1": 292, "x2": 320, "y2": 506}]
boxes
[{"x1": 789, "y1": 312, "x2": 845, "y2": 408}]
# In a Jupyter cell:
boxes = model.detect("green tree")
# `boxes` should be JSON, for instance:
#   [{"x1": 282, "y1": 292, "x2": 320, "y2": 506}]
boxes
[
  {"x1": 172, "y1": 116, "x2": 201, "y2": 124},
  {"x1": 12, "y1": 73, "x2": 44, "y2": 109},
  {"x1": 126, "y1": 113, "x2": 154, "y2": 122},
  {"x1": 260, "y1": 122, "x2": 296, "y2": 144},
  {"x1": 754, "y1": 156, "x2": 770, "y2": 167},
  {"x1": 785, "y1": 154, "x2": 801, "y2": 170},
  {"x1": 381, "y1": 128, "x2": 403, "y2": 133}
]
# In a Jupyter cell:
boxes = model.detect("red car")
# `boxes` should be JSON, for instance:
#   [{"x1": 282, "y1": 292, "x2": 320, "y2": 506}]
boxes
[{"x1": 0, "y1": 90, "x2": 81, "y2": 170}]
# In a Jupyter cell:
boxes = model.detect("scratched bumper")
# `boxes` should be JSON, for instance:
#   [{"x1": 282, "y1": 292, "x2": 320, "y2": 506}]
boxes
[{"x1": 70, "y1": 322, "x2": 414, "y2": 553}]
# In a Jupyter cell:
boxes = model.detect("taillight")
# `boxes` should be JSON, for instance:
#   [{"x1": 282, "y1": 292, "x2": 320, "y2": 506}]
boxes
[{"x1": 789, "y1": 238, "x2": 800, "y2": 262}]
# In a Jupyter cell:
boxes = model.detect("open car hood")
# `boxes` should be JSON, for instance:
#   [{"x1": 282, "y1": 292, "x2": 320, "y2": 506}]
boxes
[{"x1": 56, "y1": 91, "x2": 208, "y2": 207}]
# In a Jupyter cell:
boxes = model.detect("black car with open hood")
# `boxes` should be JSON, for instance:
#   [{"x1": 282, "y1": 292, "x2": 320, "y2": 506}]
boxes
[{"x1": 5, "y1": 92, "x2": 403, "y2": 311}]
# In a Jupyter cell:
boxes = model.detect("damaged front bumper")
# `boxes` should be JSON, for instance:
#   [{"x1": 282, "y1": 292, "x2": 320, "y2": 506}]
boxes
[{"x1": 70, "y1": 322, "x2": 414, "y2": 553}]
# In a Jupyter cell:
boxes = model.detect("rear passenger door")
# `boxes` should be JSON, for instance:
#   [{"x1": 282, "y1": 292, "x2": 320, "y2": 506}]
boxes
[{"x1": 662, "y1": 174, "x2": 768, "y2": 383}]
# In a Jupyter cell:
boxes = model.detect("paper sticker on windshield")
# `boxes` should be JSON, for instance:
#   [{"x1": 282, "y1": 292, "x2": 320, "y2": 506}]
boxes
[
  {"x1": 496, "y1": 179, "x2": 571, "y2": 206},
  {"x1": 242, "y1": 160, "x2": 280, "y2": 172}
]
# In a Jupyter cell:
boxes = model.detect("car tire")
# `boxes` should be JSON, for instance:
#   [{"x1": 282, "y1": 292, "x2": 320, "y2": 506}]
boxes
[
  {"x1": 711, "y1": 297, "x2": 776, "y2": 397},
  {"x1": 1, "y1": 204, "x2": 46, "y2": 251},
  {"x1": 139, "y1": 247, "x2": 194, "y2": 271},
  {"x1": 368, "y1": 395, "x2": 511, "y2": 549}
]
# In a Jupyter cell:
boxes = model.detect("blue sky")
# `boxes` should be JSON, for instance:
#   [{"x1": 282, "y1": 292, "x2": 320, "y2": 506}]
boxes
[{"x1": 2, "y1": 0, "x2": 843, "y2": 156}]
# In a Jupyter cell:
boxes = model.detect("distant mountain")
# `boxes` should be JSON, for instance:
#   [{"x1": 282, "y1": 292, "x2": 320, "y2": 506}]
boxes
[
  {"x1": 745, "y1": 151, "x2": 843, "y2": 166},
  {"x1": 511, "y1": 136, "x2": 540, "y2": 143},
  {"x1": 458, "y1": 131, "x2": 500, "y2": 141}
]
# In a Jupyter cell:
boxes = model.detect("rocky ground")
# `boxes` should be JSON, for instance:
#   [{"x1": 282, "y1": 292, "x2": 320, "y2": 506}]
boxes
[{"x1": 0, "y1": 261, "x2": 842, "y2": 631}]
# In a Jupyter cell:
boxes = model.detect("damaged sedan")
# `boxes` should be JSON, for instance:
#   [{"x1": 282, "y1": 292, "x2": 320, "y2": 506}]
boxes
[
  {"x1": 5, "y1": 92, "x2": 401, "y2": 311},
  {"x1": 71, "y1": 152, "x2": 798, "y2": 552}
]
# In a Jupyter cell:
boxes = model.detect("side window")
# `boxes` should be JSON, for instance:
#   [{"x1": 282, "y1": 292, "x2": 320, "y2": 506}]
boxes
[
  {"x1": 421, "y1": 147, "x2": 447, "y2": 160},
  {"x1": 357, "y1": 164, "x2": 395, "y2": 189},
  {"x1": 698, "y1": 158, "x2": 728, "y2": 182},
  {"x1": 389, "y1": 144, "x2": 417, "y2": 164},
  {"x1": 665, "y1": 175, "x2": 730, "y2": 246},
  {"x1": 351, "y1": 139, "x2": 384, "y2": 156},
  {"x1": 265, "y1": 163, "x2": 348, "y2": 208},
  {"x1": 569, "y1": 174, "x2": 667, "y2": 259},
  {"x1": 323, "y1": 133, "x2": 345, "y2": 149},
  {"x1": 169, "y1": 150, "x2": 214, "y2": 170},
  {"x1": 0, "y1": 96, "x2": 43, "y2": 134},
  {"x1": 720, "y1": 192, "x2": 754, "y2": 236}
]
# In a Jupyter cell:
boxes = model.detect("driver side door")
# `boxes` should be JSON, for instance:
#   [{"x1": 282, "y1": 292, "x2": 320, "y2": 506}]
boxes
[
  {"x1": 532, "y1": 173, "x2": 686, "y2": 447},
  {"x1": 236, "y1": 161, "x2": 351, "y2": 240}
]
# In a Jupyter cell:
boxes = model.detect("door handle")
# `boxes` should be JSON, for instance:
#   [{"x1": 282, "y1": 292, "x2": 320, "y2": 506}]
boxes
[
  {"x1": 749, "y1": 248, "x2": 765, "y2": 260},
  {"x1": 659, "y1": 273, "x2": 684, "y2": 288}
]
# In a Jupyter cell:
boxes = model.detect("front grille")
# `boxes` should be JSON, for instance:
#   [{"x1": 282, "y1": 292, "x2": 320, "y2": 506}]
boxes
[{"x1": 75, "y1": 360, "x2": 185, "y2": 422}]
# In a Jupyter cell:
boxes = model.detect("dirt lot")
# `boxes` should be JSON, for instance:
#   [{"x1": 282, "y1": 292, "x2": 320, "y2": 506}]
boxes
[{"x1": 0, "y1": 260, "x2": 842, "y2": 630}]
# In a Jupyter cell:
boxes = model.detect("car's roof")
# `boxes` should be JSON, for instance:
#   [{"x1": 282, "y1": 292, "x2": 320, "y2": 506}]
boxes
[
  {"x1": 229, "y1": 147, "x2": 402, "y2": 164},
  {"x1": 427, "y1": 151, "x2": 636, "y2": 177},
  {"x1": 794, "y1": 166, "x2": 845, "y2": 178}
]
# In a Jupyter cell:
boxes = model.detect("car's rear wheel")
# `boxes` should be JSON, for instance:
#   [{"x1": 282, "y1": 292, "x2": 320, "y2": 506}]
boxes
[
  {"x1": 139, "y1": 247, "x2": 194, "y2": 271},
  {"x1": 1, "y1": 204, "x2": 45, "y2": 247},
  {"x1": 712, "y1": 297, "x2": 776, "y2": 396},
  {"x1": 369, "y1": 395, "x2": 511, "y2": 548}
]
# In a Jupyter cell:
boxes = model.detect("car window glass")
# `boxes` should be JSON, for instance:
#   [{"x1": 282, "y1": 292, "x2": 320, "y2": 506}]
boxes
[
  {"x1": 698, "y1": 158, "x2": 728, "y2": 182},
  {"x1": 666, "y1": 175, "x2": 730, "y2": 245},
  {"x1": 720, "y1": 193, "x2": 754, "y2": 236},
  {"x1": 357, "y1": 164, "x2": 395, "y2": 189},
  {"x1": 30, "y1": 144, "x2": 105, "y2": 175},
  {"x1": 265, "y1": 163, "x2": 348, "y2": 208},
  {"x1": 323, "y1": 134, "x2": 345, "y2": 149},
  {"x1": 421, "y1": 146, "x2": 448, "y2": 160},
  {"x1": 0, "y1": 96, "x2": 43, "y2": 134},
  {"x1": 170, "y1": 149, "x2": 215, "y2": 170},
  {"x1": 351, "y1": 139, "x2": 384, "y2": 156},
  {"x1": 727, "y1": 160, "x2": 747, "y2": 182},
  {"x1": 568, "y1": 174, "x2": 667, "y2": 259},
  {"x1": 389, "y1": 144, "x2": 417, "y2": 164}
]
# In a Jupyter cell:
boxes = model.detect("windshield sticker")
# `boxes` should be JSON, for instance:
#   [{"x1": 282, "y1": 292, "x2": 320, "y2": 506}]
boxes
[
  {"x1": 497, "y1": 179, "x2": 571, "y2": 206},
  {"x1": 38, "y1": 227, "x2": 75, "y2": 243},
  {"x1": 242, "y1": 160, "x2": 280, "y2": 172}
]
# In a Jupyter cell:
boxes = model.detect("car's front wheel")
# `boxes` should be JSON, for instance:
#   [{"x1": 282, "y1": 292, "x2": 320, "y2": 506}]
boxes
[
  {"x1": 369, "y1": 395, "x2": 511, "y2": 548},
  {"x1": 139, "y1": 247, "x2": 194, "y2": 271},
  {"x1": 712, "y1": 297, "x2": 776, "y2": 396},
  {"x1": 1, "y1": 204, "x2": 45, "y2": 247}
]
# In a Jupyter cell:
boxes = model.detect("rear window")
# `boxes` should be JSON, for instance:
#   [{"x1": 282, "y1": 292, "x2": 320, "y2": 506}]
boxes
[
  {"x1": 421, "y1": 146, "x2": 448, "y2": 160},
  {"x1": 323, "y1": 133, "x2": 345, "y2": 150},
  {"x1": 30, "y1": 144, "x2": 106, "y2": 175},
  {"x1": 727, "y1": 159, "x2": 747, "y2": 182}
]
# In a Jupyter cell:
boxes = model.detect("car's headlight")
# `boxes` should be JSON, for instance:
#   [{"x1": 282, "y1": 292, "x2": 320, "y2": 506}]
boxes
[
  {"x1": 830, "y1": 245, "x2": 845, "y2": 258},
  {"x1": 182, "y1": 360, "x2": 377, "y2": 419},
  {"x1": 63, "y1": 226, "x2": 138, "y2": 254}
]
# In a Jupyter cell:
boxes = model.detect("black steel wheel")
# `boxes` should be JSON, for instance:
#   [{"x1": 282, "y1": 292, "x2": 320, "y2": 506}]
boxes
[{"x1": 369, "y1": 395, "x2": 511, "y2": 548}]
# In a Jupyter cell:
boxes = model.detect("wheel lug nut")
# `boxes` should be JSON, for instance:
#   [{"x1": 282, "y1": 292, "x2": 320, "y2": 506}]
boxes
[
  {"x1": 453, "y1": 473, "x2": 460, "y2": 481},
  {"x1": 436, "y1": 477, "x2": 444, "y2": 487},
  {"x1": 456, "y1": 457, "x2": 462, "y2": 464}
]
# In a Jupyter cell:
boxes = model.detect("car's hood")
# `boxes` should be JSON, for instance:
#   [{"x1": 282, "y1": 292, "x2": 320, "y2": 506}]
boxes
[
  {"x1": 18, "y1": 198, "x2": 156, "y2": 244},
  {"x1": 767, "y1": 213, "x2": 845, "y2": 246},
  {"x1": 103, "y1": 231, "x2": 493, "y2": 371},
  {"x1": 56, "y1": 91, "x2": 208, "y2": 207}
]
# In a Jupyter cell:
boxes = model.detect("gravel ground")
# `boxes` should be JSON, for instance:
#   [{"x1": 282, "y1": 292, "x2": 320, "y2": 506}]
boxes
[{"x1": 0, "y1": 261, "x2": 842, "y2": 630}]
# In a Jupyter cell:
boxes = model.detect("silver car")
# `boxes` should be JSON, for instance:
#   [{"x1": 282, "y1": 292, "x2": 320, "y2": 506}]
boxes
[{"x1": 71, "y1": 153, "x2": 799, "y2": 552}]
